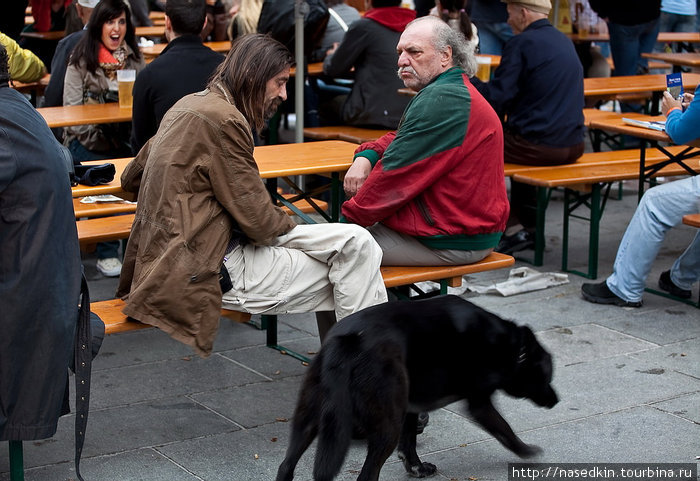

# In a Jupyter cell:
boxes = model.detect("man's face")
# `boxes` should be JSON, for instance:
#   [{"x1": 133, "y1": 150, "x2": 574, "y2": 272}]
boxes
[
  {"x1": 506, "y1": 3, "x2": 527, "y2": 34},
  {"x1": 263, "y1": 67, "x2": 290, "y2": 119},
  {"x1": 396, "y1": 21, "x2": 451, "y2": 92}
]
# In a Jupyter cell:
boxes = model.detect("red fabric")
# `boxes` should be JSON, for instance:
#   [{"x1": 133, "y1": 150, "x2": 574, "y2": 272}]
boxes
[
  {"x1": 98, "y1": 44, "x2": 119, "y2": 65},
  {"x1": 363, "y1": 7, "x2": 416, "y2": 32},
  {"x1": 30, "y1": 0, "x2": 71, "y2": 32}
]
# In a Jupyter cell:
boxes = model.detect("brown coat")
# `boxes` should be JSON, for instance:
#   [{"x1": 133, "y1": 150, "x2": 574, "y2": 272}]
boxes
[{"x1": 116, "y1": 84, "x2": 296, "y2": 357}]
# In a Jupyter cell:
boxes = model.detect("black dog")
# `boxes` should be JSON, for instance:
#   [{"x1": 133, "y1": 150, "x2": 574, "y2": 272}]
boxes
[{"x1": 276, "y1": 295, "x2": 558, "y2": 481}]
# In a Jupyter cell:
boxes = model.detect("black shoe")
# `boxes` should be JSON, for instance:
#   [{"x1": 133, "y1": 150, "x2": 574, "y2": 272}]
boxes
[
  {"x1": 581, "y1": 281, "x2": 642, "y2": 307},
  {"x1": 658, "y1": 270, "x2": 692, "y2": 299},
  {"x1": 416, "y1": 412, "x2": 429, "y2": 435},
  {"x1": 496, "y1": 229, "x2": 535, "y2": 255}
]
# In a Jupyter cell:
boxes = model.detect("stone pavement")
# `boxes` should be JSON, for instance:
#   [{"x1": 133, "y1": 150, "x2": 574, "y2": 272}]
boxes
[{"x1": 1, "y1": 181, "x2": 699, "y2": 481}]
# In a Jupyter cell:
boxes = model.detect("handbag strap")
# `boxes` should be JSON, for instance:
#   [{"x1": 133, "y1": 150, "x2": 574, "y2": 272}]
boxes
[
  {"x1": 328, "y1": 8, "x2": 349, "y2": 32},
  {"x1": 74, "y1": 273, "x2": 93, "y2": 481}
]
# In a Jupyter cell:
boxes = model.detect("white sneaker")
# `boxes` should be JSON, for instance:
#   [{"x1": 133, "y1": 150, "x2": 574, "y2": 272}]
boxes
[{"x1": 96, "y1": 257, "x2": 122, "y2": 277}]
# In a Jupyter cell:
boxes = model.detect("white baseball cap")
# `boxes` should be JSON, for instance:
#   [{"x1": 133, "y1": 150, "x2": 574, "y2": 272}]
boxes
[{"x1": 77, "y1": 0, "x2": 100, "y2": 8}]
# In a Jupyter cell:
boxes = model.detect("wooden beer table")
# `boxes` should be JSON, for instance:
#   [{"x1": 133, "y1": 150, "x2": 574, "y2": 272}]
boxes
[
  {"x1": 141, "y1": 40, "x2": 232, "y2": 58},
  {"x1": 38, "y1": 103, "x2": 132, "y2": 128},
  {"x1": 641, "y1": 52, "x2": 700, "y2": 69}
]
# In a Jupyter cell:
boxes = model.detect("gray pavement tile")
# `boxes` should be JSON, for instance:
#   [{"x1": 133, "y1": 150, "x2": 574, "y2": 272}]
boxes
[
  {"x1": 441, "y1": 354, "x2": 700, "y2": 433},
  {"x1": 190, "y1": 376, "x2": 304, "y2": 429},
  {"x1": 0, "y1": 448, "x2": 199, "y2": 481},
  {"x1": 87, "y1": 354, "x2": 269, "y2": 410},
  {"x1": 9, "y1": 397, "x2": 239, "y2": 470},
  {"x1": 651, "y1": 391, "x2": 700, "y2": 424},
  {"x1": 219, "y1": 341, "x2": 319, "y2": 380},
  {"x1": 419, "y1": 405, "x2": 700, "y2": 481},
  {"x1": 628, "y1": 339, "x2": 700, "y2": 379},
  {"x1": 537, "y1": 323, "x2": 658, "y2": 367},
  {"x1": 596, "y1": 303, "x2": 700, "y2": 346}
]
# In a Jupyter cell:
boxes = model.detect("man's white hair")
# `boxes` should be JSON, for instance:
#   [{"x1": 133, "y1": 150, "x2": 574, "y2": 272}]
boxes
[{"x1": 407, "y1": 15, "x2": 477, "y2": 77}]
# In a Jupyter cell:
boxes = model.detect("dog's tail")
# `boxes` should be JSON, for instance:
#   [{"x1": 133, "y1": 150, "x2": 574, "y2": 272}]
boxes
[{"x1": 313, "y1": 334, "x2": 359, "y2": 480}]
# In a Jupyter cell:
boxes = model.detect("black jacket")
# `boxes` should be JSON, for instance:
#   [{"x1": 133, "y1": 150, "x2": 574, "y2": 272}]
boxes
[
  {"x1": 589, "y1": 0, "x2": 660, "y2": 26},
  {"x1": 43, "y1": 29, "x2": 84, "y2": 107},
  {"x1": 472, "y1": 19, "x2": 584, "y2": 148},
  {"x1": 130, "y1": 35, "x2": 224, "y2": 154},
  {"x1": 0, "y1": 87, "x2": 81, "y2": 440}
]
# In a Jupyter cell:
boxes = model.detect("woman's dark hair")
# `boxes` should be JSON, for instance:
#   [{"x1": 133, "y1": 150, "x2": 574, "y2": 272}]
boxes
[
  {"x1": 69, "y1": 0, "x2": 141, "y2": 71},
  {"x1": 208, "y1": 34, "x2": 294, "y2": 131},
  {"x1": 438, "y1": 0, "x2": 474, "y2": 41}
]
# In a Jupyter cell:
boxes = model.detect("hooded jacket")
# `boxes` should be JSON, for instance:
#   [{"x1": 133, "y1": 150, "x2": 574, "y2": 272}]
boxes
[{"x1": 323, "y1": 7, "x2": 416, "y2": 128}]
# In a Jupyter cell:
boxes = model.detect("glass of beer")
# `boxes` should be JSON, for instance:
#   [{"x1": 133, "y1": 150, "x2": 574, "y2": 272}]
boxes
[
  {"x1": 116, "y1": 69, "x2": 136, "y2": 109},
  {"x1": 475, "y1": 56, "x2": 491, "y2": 82}
]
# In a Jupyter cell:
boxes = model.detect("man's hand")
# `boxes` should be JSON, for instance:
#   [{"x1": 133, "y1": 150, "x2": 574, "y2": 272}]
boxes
[
  {"x1": 662, "y1": 91, "x2": 683, "y2": 116},
  {"x1": 344, "y1": 156, "x2": 372, "y2": 198}
]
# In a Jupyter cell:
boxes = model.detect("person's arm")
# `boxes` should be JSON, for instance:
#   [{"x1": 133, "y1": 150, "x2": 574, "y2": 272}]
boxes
[
  {"x1": 662, "y1": 86, "x2": 700, "y2": 146},
  {"x1": 322, "y1": 20, "x2": 367, "y2": 77},
  {"x1": 344, "y1": 131, "x2": 396, "y2": 197},
  {"x1": 470, "y1": 37, "x2": 522, "y2": 117},
  {"x1": 342, "y1": 87, "x2": 470, "y2": 226},
  {"x1": 0, "y1": 33, "x2": 47, "y2": 83},
  {"x1": 130, "y1": 70, "x2": 156, "y2": 155}
]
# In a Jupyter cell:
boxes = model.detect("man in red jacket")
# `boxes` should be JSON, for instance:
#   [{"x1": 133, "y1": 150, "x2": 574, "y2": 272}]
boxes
[{"x1": 342, "y1": 16, "x2": 509, "y2": 266}]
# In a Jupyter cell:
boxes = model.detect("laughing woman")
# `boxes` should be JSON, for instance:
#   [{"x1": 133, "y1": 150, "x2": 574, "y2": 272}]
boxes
[
  {"x1": 63, "y1": 0, "x2": 144, "y2": 278},
  {"x1": 63, "y1": 0, "x2": 144, "y2": 163}
]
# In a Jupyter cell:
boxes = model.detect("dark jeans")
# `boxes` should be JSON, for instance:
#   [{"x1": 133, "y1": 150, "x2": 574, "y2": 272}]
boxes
[{"x1": 504, "y1": 132, "x2": 584, "y2": 230}]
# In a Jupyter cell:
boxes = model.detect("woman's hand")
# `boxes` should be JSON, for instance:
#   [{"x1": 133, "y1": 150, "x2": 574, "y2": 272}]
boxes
[
  {"x1": 662, "y1": 91, "x2": 683, "y2": 116},
  {"x1": 343, "y1": 156, "x2": 372, "y2": 198}
]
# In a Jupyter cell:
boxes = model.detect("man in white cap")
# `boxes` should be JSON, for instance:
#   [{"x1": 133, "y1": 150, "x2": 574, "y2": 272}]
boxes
[
  {"x1": 43, "y1": 0, "x2": 100, "y2": 108},
  {"x1": 470, "y1": 0, "x2": 584, "y2": 256}
]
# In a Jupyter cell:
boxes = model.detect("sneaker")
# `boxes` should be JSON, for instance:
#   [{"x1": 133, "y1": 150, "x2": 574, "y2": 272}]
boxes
[
  {"x1": 581, "y1": 281, "x2": 642, "y2": 307},
  {"x1": 96, "y1": 257, "x2": 122, "y2": 277},
  {"x1": 496, "y1": 229, "x2": 535, "y2": 255},
  {"x1": 658, "y1": 270, "x2": 691, "y2": 299}
]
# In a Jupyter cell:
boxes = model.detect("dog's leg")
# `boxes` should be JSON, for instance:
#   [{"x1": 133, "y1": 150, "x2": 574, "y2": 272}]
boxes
[
  {"x1": 396, "y1": 413, "x2": 437, "y2": 478},
  {"x1": 357, "y1": 426, "x2": 403, "y2": 481},
  {"x1": 468, "y1": 398, "x2": 542, "y2": 457}
]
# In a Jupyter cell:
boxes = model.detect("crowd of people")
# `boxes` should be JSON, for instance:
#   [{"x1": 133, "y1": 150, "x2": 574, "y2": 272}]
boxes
[{"x1": 2, "y1": 0, "x2": 699, "y2": 471}]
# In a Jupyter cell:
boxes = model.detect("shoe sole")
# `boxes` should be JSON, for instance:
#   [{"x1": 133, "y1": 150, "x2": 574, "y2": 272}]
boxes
[{"x1": 581, "y1": 290, "x2": 642, "y2": 308}]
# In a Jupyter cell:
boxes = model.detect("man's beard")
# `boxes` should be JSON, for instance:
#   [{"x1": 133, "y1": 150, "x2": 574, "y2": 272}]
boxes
[
  {"x1": 397, "y1": 66, "x2": 427, "y2": 91},
  {"x1": 264, "y1": 97, "x2": 283, "y2": 119}
]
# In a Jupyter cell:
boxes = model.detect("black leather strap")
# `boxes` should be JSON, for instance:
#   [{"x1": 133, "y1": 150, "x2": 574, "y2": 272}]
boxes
[{"x1": 74, "y1": 274, "x2": 93, "y2": 481}]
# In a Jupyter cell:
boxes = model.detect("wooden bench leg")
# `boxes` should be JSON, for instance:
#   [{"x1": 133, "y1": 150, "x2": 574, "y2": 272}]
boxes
[{"x1": 9, "y1": 440, "x2": 24, "y2": 481}]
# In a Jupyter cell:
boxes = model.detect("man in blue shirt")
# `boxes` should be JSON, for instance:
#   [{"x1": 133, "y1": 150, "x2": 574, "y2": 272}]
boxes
[{"x1": 471, "y1": 0, "x2": 584, "y2": 255}]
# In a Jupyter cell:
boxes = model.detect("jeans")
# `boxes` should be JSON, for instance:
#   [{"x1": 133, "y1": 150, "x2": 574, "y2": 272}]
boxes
[
  {"x1": 607, "y1": 18, "x2": 660, "y2": 76},
  {"x1": 474, "y1": 21, "x2": 514, "y2": 55},
  {"x1": 607, "y1": 176, "x2": 700, "y2": 303},
  {"x1": 656, "y1": 12, "x2": 697, "y2": 52}
]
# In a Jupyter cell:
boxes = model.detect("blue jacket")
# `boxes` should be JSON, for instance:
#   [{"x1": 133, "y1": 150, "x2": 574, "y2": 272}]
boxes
[
  {"x1": 665, "y1": 85, "x2": 700, "y2": 146},
  {"x1": 471, "y1": 19, "x2": 584, "y2": 149}
]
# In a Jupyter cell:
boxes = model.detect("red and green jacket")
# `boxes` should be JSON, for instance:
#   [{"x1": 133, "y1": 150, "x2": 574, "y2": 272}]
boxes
[{"x1": 342, "y1": 67, "x2": 509, "y2": 251}]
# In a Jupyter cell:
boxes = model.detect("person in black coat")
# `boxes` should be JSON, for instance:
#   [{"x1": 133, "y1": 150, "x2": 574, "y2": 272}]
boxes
[
  {"x1": 130, "y1": 0, "x2": 225, "y2": 154},
  {"x1": 0, "y1": 43, "x2": 80, "y2": 444}
]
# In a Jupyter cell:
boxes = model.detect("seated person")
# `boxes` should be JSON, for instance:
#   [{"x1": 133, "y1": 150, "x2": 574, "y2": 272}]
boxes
[
  {"x1": 63, "y1": 0, "x2": 145, "y2": 162},
  {"x1": 130, "y1": 0, "x2": 224, "y2": 154},
  {"x1": 0, "y1": 31, "x2": 46, "y2": 83},
  {"x1": 581, "y1": 86, "x2": 700, "y2": 307},
  {"x1": 321, "y1": 0, "x2": 415, "y2": 129},
  {"x1": 310, "y1": 0, "x2": 361, "y2": 62},
  {"x1": 342, "y1": 16, "x2": 509, "y2": 266},
  {"x1": 470, "y1": 0, "x2": 585, "y2": 255},
  {"x1": 117, "y1": 34, "x2": 388, "y2": 357}
]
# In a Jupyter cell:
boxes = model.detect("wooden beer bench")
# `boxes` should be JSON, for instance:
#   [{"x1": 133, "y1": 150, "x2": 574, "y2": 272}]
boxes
[{"x1": 91, "y1": 252, "x2": 515, "y2": 361}]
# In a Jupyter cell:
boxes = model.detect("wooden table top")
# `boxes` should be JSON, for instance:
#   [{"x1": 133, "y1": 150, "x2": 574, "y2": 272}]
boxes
[
  {"x1": 567, "y1": 32, "x2": 700, "y2": 43},
  {"x1": 641, "y1": 52, "x2": 700, "y2": 68},
  {"x1": 141, "y1": 40, "x2": 231, "y2": 57},
  {"x1": 135, "y1": 26, "x2": 165, "y2": 37},
  {"x1": 683, "y1": 214, "x2": 700, "y2": 228},
  {"x1": 588, "y1": 111, "x2": 700, "y2": 148},
  {"x1": 38, "y1": 103, "x2": 133, "y2": 128},
  {"x1": 71, "y1": 140, "x2": 356, "y2": 196},
  {"x1": 11, "y1": 73, "x2": 50, "y2": 93},
  {"x1": 584, "y1": 73, "x2": 700, "y2": 97}
]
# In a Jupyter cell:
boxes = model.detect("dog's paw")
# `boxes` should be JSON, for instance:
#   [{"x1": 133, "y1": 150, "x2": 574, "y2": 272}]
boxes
[
  {"x1": 516, "y1": 443, "x2": 543, "y2": 458},
  {"x1": 408, "y1": 462, "x2": 437, "y2": 478}
]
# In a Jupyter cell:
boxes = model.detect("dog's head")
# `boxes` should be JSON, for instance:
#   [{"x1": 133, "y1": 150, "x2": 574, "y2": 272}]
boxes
[{"x1": 504, "y1": 326, "x2": 558, "y2": 409}]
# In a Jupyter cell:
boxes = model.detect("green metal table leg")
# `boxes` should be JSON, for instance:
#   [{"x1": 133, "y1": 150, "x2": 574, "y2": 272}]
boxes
[
  {"x1": 587, "y1": 184, "x2": 602, "y2": 280},
  {"x1": 533, "y1": 186, "x2": 548, "y2": 266},
  {"x1": 9, "y1": 440, "x2": 24, "y2": 481},
  {"x1": 330, "y1": 172, "x2": 341, "y2": 222},
  {"x1": 562, "y1": 189, "x2": 571, "y2": 273},
  {"x1": 264, "y1": 314, "x2": 310, "y2": 363}
]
